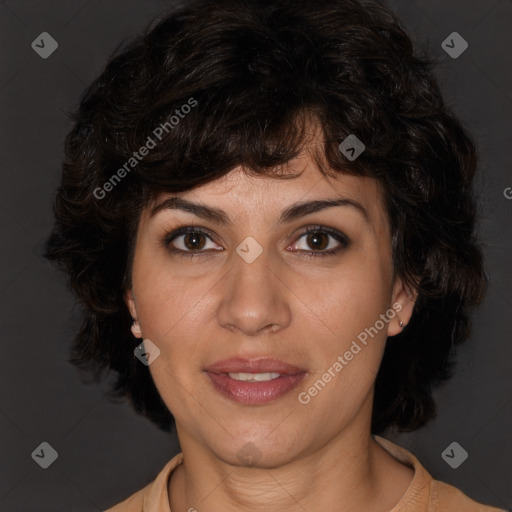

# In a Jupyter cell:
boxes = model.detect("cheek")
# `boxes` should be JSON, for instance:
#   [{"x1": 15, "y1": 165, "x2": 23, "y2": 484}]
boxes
[
  {"x1": 131, "y1": 246, "x2": 207, "y2": 333},
  {"x1": 295, "y1": 250, "x2": 391, "y2": 339},
  {"x1": 136, "y1": 274, "x2": 210, "y2": 416},
  {"x1": 293, "y1": 252, "x2": 391, "y2": 397},
  {"x1": 132, "y1": 264, "x2": 220, "y2": 397}
]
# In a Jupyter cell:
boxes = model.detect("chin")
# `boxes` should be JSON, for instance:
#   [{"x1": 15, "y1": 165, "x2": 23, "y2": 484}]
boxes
[{"x1": 208, "y1": 430, "x2": 305, "y2": 469}]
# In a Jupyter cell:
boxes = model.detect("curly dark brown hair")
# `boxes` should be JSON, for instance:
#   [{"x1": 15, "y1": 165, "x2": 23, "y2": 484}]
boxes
[{"x1": 45, "y1": 0, "x2": 487, "y2": 436}]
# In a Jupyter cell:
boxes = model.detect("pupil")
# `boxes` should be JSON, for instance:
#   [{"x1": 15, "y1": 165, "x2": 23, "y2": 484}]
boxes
[
  {"x1": 308, "y1": 232, "x2": 327, "y2": 250},
  {"x1": 185, "y1": 233, "x2": 204, "y2": 250}
]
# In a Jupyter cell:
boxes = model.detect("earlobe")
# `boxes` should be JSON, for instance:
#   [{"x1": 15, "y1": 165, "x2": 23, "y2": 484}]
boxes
[
  {"x1": 124, "y1": 289, "x2": 142, "y2": 338},
  {"x1": 387, "y1": 277, "x2": 418, "y2": 337},
  {"x1": 131, "y1": 320, "x2": 142, "y2": 338}
]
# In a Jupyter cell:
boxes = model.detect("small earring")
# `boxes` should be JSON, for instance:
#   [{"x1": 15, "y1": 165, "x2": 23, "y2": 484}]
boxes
[
  {"x1": 396, "y1": 313, "x2": 405, "y2": 329},
  {"x1": 131, "y1": 319, "x2": 141, "y2": 337}
]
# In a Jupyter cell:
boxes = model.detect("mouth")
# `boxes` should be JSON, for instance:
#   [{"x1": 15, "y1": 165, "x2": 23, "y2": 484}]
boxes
[{"x1": 203, "y1": 357, "x2": 308, "y2": 405}]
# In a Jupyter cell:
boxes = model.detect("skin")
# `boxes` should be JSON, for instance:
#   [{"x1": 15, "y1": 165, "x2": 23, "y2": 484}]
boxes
[{"x1": 125, "y1": 133, "x2": 417, "y2": 512}]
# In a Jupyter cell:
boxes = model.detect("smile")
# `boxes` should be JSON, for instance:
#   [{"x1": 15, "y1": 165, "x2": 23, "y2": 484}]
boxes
[{"x1": 203, "y1": 357, "x2": 308, "y2": 405}]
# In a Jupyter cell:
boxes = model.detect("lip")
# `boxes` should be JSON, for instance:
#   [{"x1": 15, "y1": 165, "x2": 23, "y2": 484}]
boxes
[{"x1": 204, "y1": 357, "x2": 307, "y2": 405}]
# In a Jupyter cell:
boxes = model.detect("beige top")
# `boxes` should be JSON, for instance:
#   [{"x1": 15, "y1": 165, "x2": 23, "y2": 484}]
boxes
[{"x1": 104, "y1": 435, "x2": 507, "y2": 511}]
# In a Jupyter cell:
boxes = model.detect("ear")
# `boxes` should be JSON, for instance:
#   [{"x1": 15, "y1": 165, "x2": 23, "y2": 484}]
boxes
[
  {"x1": 124, "y1": 289, "x2": 142, "y2": 338},
  {"x1": 387, "y1": 276, "x2": 417, "y2": 337}
]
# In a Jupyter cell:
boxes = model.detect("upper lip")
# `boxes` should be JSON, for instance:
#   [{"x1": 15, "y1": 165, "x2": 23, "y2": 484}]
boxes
[{"x1": 204, "y1": 357, "x2": 307, "y2": 375}]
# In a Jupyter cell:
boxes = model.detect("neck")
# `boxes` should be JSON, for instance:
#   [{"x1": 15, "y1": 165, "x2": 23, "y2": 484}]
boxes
[{"x1": 168, "y1": 408, "x2": 413, "y2": 512}]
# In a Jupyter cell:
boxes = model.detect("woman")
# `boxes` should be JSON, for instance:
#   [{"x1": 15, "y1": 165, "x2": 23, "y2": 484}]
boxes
[{"x1": 45, "y1": 0, "x2": 507, "y2": 510}]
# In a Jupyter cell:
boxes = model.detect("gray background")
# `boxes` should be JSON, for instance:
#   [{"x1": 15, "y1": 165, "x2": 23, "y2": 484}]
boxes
[{"x1": 0, "y1": 0, "x2": 511, "y2": 510}]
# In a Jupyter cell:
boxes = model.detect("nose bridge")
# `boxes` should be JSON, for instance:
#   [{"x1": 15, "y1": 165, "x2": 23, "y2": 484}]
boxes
[{"x1": 216, "y1": 243, "x2": 290, "y2": 335}]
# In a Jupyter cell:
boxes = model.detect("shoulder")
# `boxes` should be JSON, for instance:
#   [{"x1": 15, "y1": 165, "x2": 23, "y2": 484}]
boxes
[
  {"x1": 432, "y1": 479, "x2": 507, "y2": 512},
  {"x1": 373, "y1": 435, "x2": 506, "y2": 512}
]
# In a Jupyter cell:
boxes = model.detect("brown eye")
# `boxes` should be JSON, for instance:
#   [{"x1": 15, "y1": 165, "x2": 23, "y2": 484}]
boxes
[
  {"x1": 162, "y1": 225, "x2": 349, "y2": 259},
  {"x1": 290, "y1": 226, "x2": 350, "y2": 258},
  {"x1": 305, "y1": 232, "x2": 330, "y2": 251},
  {"x1": 163, "y1": 227, "x2": 221, "y2": 257},
  {"x1": 182, "y1": 232, "x2": 207, "y2": 250}
]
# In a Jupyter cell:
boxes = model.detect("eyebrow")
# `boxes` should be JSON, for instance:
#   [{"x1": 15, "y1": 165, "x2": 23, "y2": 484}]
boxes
[{"x1": 150, "y1": 196, "x2": 370, "y2": 225}]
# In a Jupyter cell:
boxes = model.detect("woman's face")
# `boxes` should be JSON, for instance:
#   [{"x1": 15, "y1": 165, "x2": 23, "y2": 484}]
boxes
[{"x1": 126, "y1": 149, "x2": 414, "y2": 468}]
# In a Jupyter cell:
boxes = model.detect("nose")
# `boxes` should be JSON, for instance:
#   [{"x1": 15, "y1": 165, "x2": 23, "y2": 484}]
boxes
[{"x1": 215, "y1": 248, "x2": 292, "y2": 337}]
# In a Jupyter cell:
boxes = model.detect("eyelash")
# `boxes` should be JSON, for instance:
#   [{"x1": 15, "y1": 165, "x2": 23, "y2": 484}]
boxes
[{"x1": 162, "y1": 225, "x2": 350, "y2": 259}]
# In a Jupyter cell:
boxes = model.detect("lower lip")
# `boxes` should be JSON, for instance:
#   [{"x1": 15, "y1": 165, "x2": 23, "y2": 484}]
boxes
[{"x1": 205, "y1": 372, "x2": 307, "y2": 405}]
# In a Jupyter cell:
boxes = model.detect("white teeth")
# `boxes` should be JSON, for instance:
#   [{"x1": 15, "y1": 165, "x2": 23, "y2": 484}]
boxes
[{"x1": 228, "y1": 372, "x2": 281, "y2": 382}]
